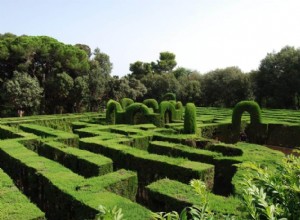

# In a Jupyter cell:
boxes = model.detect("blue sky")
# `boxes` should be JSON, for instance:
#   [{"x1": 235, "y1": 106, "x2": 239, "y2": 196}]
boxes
[{"x1": 1, "y1": 0, "x2": 300, "y2": 76}]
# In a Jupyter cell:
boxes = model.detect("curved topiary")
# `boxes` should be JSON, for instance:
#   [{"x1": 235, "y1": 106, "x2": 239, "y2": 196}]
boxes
[
  {"x1": 162, "y1": 92, "x2": 176, "y2": 101},
  {"x1": 106, "y1": 100, "x2": 123, "y2": 124},
  {"x1": 184, "y1": 103, "x2": 197, "y2": 134},
  {"x1": 175, "y1": 101, "x2": 183, "y2": 110},
  {"x1": 125, "y1": 103, "x2": 151, "y2": 124},
  {"x1": 175, "y1": 101, "x2": 184, "y2": 119},
  {"x1": 120, "y1": 98, "x2": 134, "y2": 109},
  {"x1": 143, "y1": 99, "x2": 159, "y2": 112},
  {"x1": 232, "y1": 101, "x2": 262, "y2": 129},
  {"x1": 159, "y1": 101, "x2": 177, "y2": 124}
]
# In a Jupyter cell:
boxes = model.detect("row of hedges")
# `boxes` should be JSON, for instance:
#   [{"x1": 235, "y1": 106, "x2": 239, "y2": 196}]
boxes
[
  {"x1": 79, "y1": 136, "x2": 215, "y2": 190},
  {"x1": 0, "y1": 168, "x2": 45, "y2": 220},
  {"x1": 0, "y1": 139, "x2": 151, "y2": 219},
  {"x1": 106, "y1": 98, "x2": 187, "y2": 128},
  {"x1": 25, "y1": 140, "x2": 113, "y2": 178}
]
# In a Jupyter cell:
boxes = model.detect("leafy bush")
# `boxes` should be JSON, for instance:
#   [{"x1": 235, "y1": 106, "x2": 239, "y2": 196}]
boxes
[
  {"x1": 239, "y1": 155, "x2": 300, "y2": 220},
  {"x1": 232, "y1": 101, "x2": 262, "y2": 129},
  {"x1": 94, "y1": 205, "x2": 124, "y2": 220},
  {"x1": 184, "y1": 103, "x2": 197, "y2": 134},
  {"x1": 152, "y1": 179, "x2": 235, "y2": 220}
]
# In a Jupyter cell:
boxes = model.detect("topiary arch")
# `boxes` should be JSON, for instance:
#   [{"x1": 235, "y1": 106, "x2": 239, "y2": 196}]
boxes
[
  {"x1": 162, "y1": 92, "x2": 176, "y2": 101},
  {"x1": 143, "y1": 99, "x2": 159, "y2": 113},
  {"x1": 125, "y1": 103, "x2": 151, "y2": 125},
  {"x1": 232, "y1": 101, "x2": 262, "y2": 129},
  {"x1": 106, "y1": 100, "x2": 123, "y2": 124},
  {"x1": 159, "y1": 101, "x2": 177, "y2": 124},
  {"x1": 120, "y1": 98, "x2": 134, "y2": 109}
]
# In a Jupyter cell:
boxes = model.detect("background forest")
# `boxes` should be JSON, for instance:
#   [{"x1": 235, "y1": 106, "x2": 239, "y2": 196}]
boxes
[{"x1": 1, "y1": 33, "x2": 300, "y2": 117}]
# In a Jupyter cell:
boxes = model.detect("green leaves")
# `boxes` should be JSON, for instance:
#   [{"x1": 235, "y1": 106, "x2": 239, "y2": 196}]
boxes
[
  {"x1": 239, "y1": 155, "x2": 300, "y2": 220},
  {"x1": 94, "y1": 205, "x2": 125, "y2": 220}
]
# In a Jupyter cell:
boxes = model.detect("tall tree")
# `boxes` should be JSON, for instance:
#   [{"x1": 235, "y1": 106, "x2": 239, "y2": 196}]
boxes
[
  {"x1": 201, "y1": 67, "x2": 252, "y2": 107},
  {"x1": 153, "y1": 51, "x2": 177, "y2": 74},
  {"x1": 252, "y1": 46, "x2": 300, "y2": 108},
  {"x1": 1, "y1": 71, "x2": 43, "y2": 116},
  {"x1": 45, "y1": 72, "x2": 74, "y2": 113}
]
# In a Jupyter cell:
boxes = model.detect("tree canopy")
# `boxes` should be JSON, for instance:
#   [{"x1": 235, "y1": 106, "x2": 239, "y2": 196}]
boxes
[{"x1": 1, "y1": 33, "x2": 300, "y2": 116}]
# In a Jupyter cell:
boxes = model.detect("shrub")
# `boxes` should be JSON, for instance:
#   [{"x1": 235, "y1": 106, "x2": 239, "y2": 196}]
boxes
[
  {"x1": 143, "y1": 99, "x2": 159, "y2": 112},
  {"x1": 120, "y1": 98, "x2": 134, "y2": 109},
  {"x1": 152, "y1": 179, "x2": 235, "y2": 220},
  {"x1": 106, "y1": 100, "x2": 123, "y2": 124},
  {"x1": 184, "y1": 103, "x2": 197, "y2": 134},
  {"x1": 239, "y1": 155, "x2": 300, "y2": 219},
  {"x1": 162, "y1": 93, "x2": 176, "y2": 101},
  {"x1": 232, "y1": 101, "x2": 262, "y2": 129}
]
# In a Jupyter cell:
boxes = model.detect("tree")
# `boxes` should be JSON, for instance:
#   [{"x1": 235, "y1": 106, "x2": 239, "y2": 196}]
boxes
[
  {"x1": 141, "y1": 73, "x2": 180, "y2": 100},
  {"x1": 153, "y1": 51, "x2": 177, "y2": 74},
  {"x1": 1, "y1": 71, "x2": 43, "y2": 116},
  {"x1": 129, "y1": 61, "x2": 152, "y2": 79},
  {"x1": 105, "y1": 77, "x2": 147, "y2": 101},
  {"x1": 173, "y1": 67, "x2": 193, "y2": 79},
  {"x1": 75, "y1": 44, "x2": 92, "y2": 58},
  {"x1": 92, "y1": 48, "x2": 113, "y2": 77},
  {"x1": 71, "y1": 76, "x2": 89, "y2": 112},
  {"x1": 201, "y1": 67, "x2": 253, "y2": 107},
  {"x1": 252, "y1": 46, "x2": 300, "y2": 109},
  {"x1": 45, "y1": 72, "x2": 74, "y2": 113}
]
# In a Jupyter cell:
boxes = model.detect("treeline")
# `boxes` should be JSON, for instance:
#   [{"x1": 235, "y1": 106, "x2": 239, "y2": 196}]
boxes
[{"x1": 0, "y1": 33, "x2": 300, "y2": 117}]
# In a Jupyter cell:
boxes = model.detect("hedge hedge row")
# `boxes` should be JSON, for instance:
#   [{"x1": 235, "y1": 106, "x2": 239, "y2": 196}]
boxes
[
  {"x1": 30, "y1": 140, "x2": 113, "y2": 178},
  {"x1": 79, "y1": 137, "x2": 215, "y2": 189},
  {"x1": 0, "y1": 140, "x2": 152, "y2": 219},
  {"x1": 0, "y1": 168, "x2": 45, "y2": 220}
]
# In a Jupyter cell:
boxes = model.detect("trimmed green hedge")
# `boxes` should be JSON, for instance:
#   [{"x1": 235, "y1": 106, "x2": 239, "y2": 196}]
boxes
[
  {"x1": 19, "y1": 123, "x2": 79, "y2": 147},
  {"x1": 0, "y1": 168, "x2": 45, "y2": 220},
  {"x1": 120, "y1": 98, "x2": 134, "y2": 109},
  {"x1": 146, "y1": 179, "x2": 241, "y2": 216},
  {"x1": 149, "y1": 141, "x2": 221, "y2": 164},
  {"x1": 143, "y1": 99, "x2": 159, "y2": 112},
  {"x1": 159, "y1": 101, "x2": 177, "y2": 125},
  {"x1": 0, "y1": 140, "x2": 151, "y2": 219},
  {"x1": 124, "y1": 103, "x2": 151, "y2": 124},
  {"x1": 79, "y1": 137, "x2": 215, "y2": 188},
  {"x1": 232, "y1": 101, "x2": 262, "y2": 128},
  {"x1": 184, "y1": 103, "x2": 197, "y2": 134},
  {"x1": 33, "y1": 140, "x2": 113, "y2": 178},
  {"x1": 106, "y1": 99, "x2": 124, "y2": 124},
  {"x1": 162, "y1": 92, "x2": 176, "y2": 101}
]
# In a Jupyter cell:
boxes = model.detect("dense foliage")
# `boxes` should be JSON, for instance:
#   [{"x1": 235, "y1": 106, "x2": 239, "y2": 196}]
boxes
[
  {"x1": 239, "y1": 155, "x2": 300, "y2": 219},
  {"x1": 1, "y1": 33, "x2": 300, "y2": 117}
]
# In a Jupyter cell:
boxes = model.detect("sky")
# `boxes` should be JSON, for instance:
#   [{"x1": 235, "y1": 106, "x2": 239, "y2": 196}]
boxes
[{"x1": 1, "y1": 0, "x2": 300, "y2": 76}]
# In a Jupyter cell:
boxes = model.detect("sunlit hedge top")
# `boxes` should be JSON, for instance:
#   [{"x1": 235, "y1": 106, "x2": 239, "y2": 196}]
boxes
[
  {"x1": 143, "y1": 99, "x2": 159, "y2": 112},
  {"x1": 232, "y1": 101, "x2": 262, "y2": 128},
  {"x1": 120, "y1": 98, "x2": 134, "y2": 109}
]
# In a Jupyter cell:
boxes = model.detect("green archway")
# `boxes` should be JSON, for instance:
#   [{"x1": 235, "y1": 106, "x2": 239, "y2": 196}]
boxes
[{"x1": 232, "y1": 101, "x2": 262, "y2": 129}]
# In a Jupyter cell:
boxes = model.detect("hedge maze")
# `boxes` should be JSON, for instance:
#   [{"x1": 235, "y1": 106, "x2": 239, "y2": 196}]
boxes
[{"x1": 0, "y1": 100, "x2": 298, "y2": 219}]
